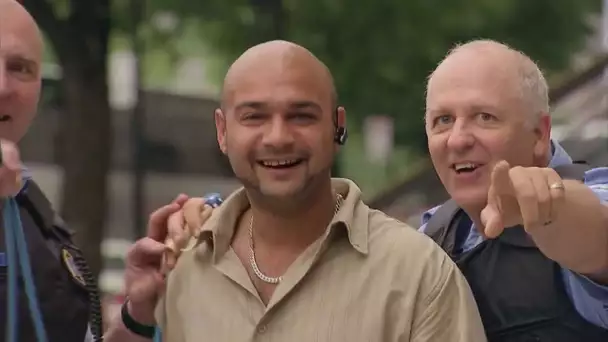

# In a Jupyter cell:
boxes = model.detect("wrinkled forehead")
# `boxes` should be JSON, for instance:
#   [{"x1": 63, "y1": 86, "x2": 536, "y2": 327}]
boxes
[
  {"x1": 426, "y1": 54, "x2": 523, "y2": 112},
  {"x1": 224, "y1": 63, "x2": 333, "y2": 111}
]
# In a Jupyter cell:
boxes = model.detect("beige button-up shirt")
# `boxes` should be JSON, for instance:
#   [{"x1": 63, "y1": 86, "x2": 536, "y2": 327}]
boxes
[{"x1": 156, "y1": 178, "x2": 486, "y2": 341}]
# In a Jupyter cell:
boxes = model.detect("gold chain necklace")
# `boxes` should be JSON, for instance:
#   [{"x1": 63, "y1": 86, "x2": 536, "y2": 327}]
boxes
[{"x1": 248, "y1": 194, "x2": 344, "y2": 284}]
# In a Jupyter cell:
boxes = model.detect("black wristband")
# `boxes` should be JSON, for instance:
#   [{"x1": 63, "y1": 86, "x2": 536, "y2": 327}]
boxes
[{"x1": 121, "y1": 300, "x2": 156, "y2": 339}]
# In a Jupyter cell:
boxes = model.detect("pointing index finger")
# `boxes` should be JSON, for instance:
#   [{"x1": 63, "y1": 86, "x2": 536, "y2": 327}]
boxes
[
  {"x1": 147, "y1": 203, "x2": 180, "y2": 241},
  {"x1": 490, "y1": 160, "x2": 512, "y2": 197}
]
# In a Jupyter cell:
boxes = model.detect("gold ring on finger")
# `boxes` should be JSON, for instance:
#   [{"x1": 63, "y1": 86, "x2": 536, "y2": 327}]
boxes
[{"x1": 549, "y1": 182, "x2": 565, "y2": 191}]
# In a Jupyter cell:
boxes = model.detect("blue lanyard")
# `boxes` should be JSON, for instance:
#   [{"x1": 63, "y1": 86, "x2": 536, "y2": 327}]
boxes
[{"x1": 4, "y1": 197, "x2": 48, "y2": 342}]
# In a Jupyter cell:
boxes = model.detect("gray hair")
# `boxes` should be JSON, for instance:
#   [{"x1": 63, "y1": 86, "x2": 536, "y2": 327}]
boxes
[{"x1": 428, "y1": 39, "x2": 549, "y2": 126}]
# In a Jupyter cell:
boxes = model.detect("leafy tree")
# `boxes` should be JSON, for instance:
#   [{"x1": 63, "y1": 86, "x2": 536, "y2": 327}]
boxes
[
  {"x1": 22, "y1": 0, "x2": 600, "y2": 279},
  {"x1": 22, "y1": 0, "x2": 111, "y2": 277},
  {"x1": 159, "y1": 0, "x2": 601, "y2": 152}
]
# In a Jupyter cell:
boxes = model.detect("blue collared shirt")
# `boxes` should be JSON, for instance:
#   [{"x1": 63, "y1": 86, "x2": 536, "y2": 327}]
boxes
[{"x1": 420, "y1": 141, "x2": 608, "y2": 328}]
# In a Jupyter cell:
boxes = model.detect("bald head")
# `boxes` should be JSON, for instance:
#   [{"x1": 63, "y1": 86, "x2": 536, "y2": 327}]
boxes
[
  {"x1": 0, "y1": 0, "x2": 43, "y2": 56},
  {"x1": 0, "y1": 0, "x2": 43, "y2": 143},
  {"x1": 428, "y1": 39, "x2": 549, "y2": 122},
  {"x1": 221, "y1": 40, "x2": 337, "y2": 109}
]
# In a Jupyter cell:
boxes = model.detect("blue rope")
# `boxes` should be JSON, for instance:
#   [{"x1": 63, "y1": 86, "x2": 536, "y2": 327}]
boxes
[
  {"x1": 5, "y1": 198, "x2": 19, "y2": 342},
  {"x1": 154, "y1": 326, "x2": 162, "y2": 342},
  {"x1": 4, "y1": 197, "x2": 48, "y2": 342}
]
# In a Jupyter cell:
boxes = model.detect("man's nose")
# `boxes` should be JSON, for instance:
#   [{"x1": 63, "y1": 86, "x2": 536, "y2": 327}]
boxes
[
  {"x1": 446, "y1": 121, "x2": 475, "y2": 152},
  {"x1": 262, "y1": 117, "x2": 295, "y2": 148}
]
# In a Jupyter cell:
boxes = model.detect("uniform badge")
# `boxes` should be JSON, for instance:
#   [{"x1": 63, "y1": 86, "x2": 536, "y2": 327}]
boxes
[{"x1": 61, "y1": 248, "x2": 87, "y2": 287}]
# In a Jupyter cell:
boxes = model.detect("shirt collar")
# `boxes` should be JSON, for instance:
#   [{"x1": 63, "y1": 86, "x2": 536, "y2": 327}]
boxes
[{"x1": 195, "y1": 178, "x2": 370, "y2": 262}]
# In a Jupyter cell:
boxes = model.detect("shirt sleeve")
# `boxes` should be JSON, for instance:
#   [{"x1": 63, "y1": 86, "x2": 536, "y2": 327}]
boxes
[
  {"x1": 560, "y1": 167, "x2": 608, "y2": 328},
  {"x1": 409, "y1": 252, "x2": 487, "y2": 342}
]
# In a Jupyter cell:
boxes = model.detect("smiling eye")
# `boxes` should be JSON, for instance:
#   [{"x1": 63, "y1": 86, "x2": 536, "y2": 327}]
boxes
[
  {"x1": 289, "y1": 112, "x2": 316, "y2": 123},
  {"x1": 243, "y1": 113, "x2": 265, "y2": 121},
  {"x1": 434, "y1": 115, "x2": 453, "y2": 126},
  {"x1": 5, "y1": 60, "x2": 36, "y2": 81},
  {"x1": 478, "y1": 112, "x2": 495, "y2": 121}
]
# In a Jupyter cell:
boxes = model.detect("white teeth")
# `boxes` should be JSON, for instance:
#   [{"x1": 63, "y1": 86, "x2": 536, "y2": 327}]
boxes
[
  {"x1": 262, "y1": 159, "x2": 298, "y2": 167},
  {"x1": 454, "y1": 163, "x2": 477, "y2": 171}
]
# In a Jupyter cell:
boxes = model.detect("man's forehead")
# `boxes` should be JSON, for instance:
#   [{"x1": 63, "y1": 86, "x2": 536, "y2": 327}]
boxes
[
  {"x1": 0, "y1": 34, "x2": 40, "y2": 61},
  {"x1": 0, "y1": 1, "x2": 43, "y2": 61},
  {"x1": 221, "y1": 41, "x2": 334, "y2": 108},
  {"x1": 224, "y1": 75, "x2": 329, "y2": 111},
  {"x1": 428, "y1": 51, "x2": 520, "y2": 100}
]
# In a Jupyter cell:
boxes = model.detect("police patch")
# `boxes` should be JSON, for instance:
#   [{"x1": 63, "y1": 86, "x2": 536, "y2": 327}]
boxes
[{"x1": 61, "y1": 248, "x2": 87, "y2": 287}]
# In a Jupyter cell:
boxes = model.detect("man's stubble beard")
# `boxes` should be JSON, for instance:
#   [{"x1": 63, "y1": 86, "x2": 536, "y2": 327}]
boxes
[{"x1": 240, "y1": 160, "x2": 335, "y2": 216}]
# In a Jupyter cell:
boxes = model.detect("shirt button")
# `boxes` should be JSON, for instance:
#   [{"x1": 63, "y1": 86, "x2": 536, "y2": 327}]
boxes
[{"x1": 257, "y1": 325, "x2": 267, "y2": 333}]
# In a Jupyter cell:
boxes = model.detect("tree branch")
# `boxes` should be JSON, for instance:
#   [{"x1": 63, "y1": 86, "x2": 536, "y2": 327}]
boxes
[{"x1": 65, "y1": 0, "x2": 111, "y2": 65}]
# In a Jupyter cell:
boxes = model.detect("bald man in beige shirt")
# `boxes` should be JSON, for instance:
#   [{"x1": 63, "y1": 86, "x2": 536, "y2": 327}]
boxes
[
  {"x1": 156, "y1": 41, "x2": 485, "y2": 342},
  {"x1": 105, "y1": 40, "x2": 486, "y2": 342},
  {"x1": 158, "y1": 178, "x2": 486, "y2": 342}
]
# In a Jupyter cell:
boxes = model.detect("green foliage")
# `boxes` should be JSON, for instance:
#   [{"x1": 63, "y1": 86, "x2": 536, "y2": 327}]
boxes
[{"x1": 156, "y1": 0, "x2": 601, "y2": 153}]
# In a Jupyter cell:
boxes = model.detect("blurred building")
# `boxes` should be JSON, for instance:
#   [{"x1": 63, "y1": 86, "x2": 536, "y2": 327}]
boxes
[{"x1": 22, "y1": 68, "x2": 242, "y2": 294}]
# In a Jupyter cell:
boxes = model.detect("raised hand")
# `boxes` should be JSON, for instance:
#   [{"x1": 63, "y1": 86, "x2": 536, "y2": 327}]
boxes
[
  {"x1": 481, "y1": 160, "x2": 566, "y2": 238},
  {"x1": 123, "y1": 195, "x2": 188, "y2": 325},
  {"x1": 0, "y1": 140, "x2": 23, "y2": 197},
  {"x1": 163, "y1": 193, "x2": 223, "y2": 263}
]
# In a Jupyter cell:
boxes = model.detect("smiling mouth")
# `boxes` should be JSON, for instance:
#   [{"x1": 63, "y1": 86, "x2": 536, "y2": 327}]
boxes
[
  {"x1": 257, "y1": 159, "x2": 304, "y2": 169},
  {"x1": 452, "y1": 162, "x2": 482, "y2": 174}
]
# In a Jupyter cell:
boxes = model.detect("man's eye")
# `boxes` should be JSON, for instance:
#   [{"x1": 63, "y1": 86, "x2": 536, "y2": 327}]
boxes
[
  {"x1": 290, "y1": 113, "x2": 315, "y2": 122},
  {"x1": 434, "y1": 115, "x2": 453, "y2": 126},
  {"x1": 5, "y1": 61, "x2": 37, "y2": 81},
  {"x1": 7, "y1": 62, "x2": 30, "y2": 74},
  {"x1": 478, "y1": 112, "x2": 495, "y2": 121},
  {"x1": 243, "y1": 113, "x2": 265, "y2": 121}
]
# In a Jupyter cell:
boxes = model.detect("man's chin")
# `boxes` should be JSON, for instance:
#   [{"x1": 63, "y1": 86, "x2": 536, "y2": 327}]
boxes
[
  {"x1": 258, "y1": 182, "x2": 305, "y2": 200},
  {"x1": 449, "y1": 189, "x2": 488, "y2": 214}
]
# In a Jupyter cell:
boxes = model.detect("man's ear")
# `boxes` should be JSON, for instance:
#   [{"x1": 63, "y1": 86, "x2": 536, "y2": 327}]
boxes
[
  {"x1": 335, "y1": 106, "x2": 346, "y2": 127},
  {"x1": 533, "y1": 112, "x2": 551, "y2": 161},
  {"x1": 215, "y1": 108, "x2": 227, "y2": 154},
  {"x1": 333, "y1": 106, "x2": 347, "y2": 148}
]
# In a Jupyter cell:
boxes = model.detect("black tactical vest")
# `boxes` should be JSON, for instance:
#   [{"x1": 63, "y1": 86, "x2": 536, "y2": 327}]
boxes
[
  {"x1": 425, "y1": 163, "x2": 608, "y2": 342},
  {"x1": 0, "y1": 181, "x2": 103, "y2": 342}
]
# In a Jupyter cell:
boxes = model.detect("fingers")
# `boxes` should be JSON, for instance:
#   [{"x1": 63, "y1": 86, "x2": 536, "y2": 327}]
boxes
[
  {"x1": 490, "y1": 160, "x2": 512, "y2": 197},
  {"x1": 544, "y1": 168, "x2": 566, "y2": 222},
  {"x1": 127, "y1": 237, "x2": 167, "y2": 266},
  {"x1": 166, "y1": 210, "x2": 187, "y2": 245},
  {"x1": 530, "y1": 170, "x2": 551, "y2": 225},
  {"x1": 163, "y1": 242, "x2": 178, "y2": 272},
  {"x1": 182, "y1": 198, "x2": 206, "y2": 234},
  {"x1": 186, "y1": 206, "x2": 213, "y2": 240},
  {"x1": 196, "y1": 206, "x2": 214, "y2": 237},
  {"x1": 0, "y1": 140, "x2": 22, "y2": 196},
  {"x1": 0, "y1": 140, "x2": 21, "y2": 170},
  {"x1": 481, "y1": 204, "x2": 503, "y2": 238},
  {"x1": 172, "y1": 193, "x2": 189, "y2": 206},
  {"x1": 147, "y1": 203, "x2": 181, "y2": 241},
  {"x1": 510, "y1": 167, "x2": 564, "y2": 231},
  {"x1": 164, "y1": 210, "x2": 189, "y2": 270},
  {"x1": 509, "y1": 166, "x2": 539, "y2": 229}
]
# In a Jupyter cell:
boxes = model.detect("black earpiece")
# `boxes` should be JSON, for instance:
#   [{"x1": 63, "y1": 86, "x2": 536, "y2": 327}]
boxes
[
  {"x1": 334, "y1": 126, "x2": 348, "y2": 145},
  {"x1": 333, "y1": 107, "x2": 348, "y2": 145}
]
